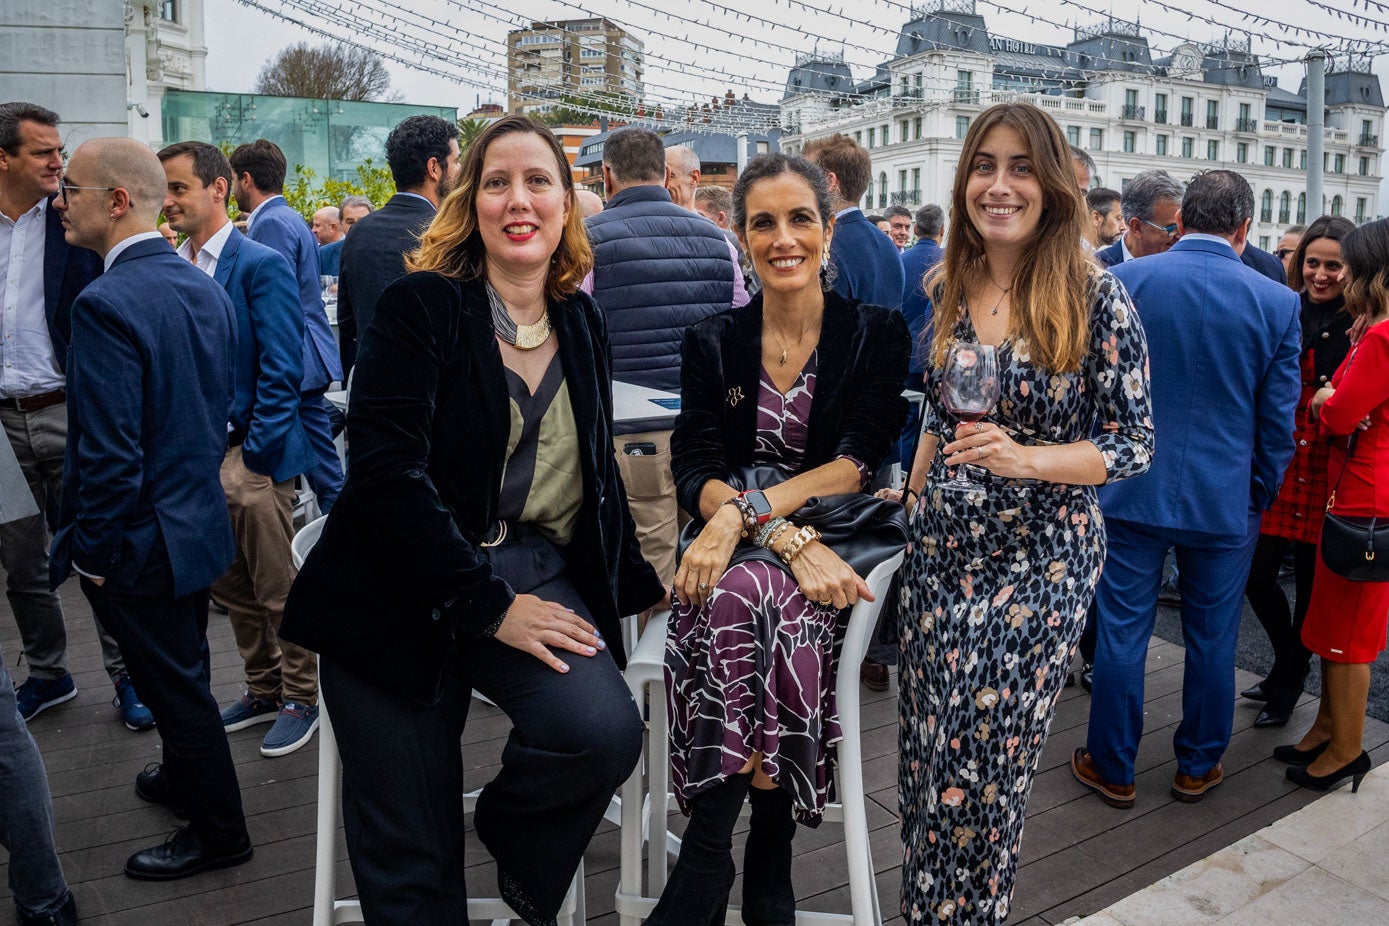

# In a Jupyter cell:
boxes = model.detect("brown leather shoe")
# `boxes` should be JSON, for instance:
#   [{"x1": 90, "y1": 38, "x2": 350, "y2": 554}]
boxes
[
  {"x1": 859, "y1": 660, "x2": 889, "y2": 692},
  {"x1": 1070, "y1": 748, "x2": 1136, "y2": 808},
  {"x1": 1171, "y1": 764, "x2": 1224, "y2": 803}
]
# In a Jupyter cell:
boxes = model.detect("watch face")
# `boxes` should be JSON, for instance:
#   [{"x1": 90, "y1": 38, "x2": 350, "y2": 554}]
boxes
[{"x1": 747, "y1": 490, "x2": 774, "y2": 520}]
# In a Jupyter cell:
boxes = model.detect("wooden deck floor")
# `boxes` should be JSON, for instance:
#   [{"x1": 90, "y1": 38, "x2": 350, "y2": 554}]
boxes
[{"x1": 3, "y1": 582, "x2": 1386, "y2": 925}]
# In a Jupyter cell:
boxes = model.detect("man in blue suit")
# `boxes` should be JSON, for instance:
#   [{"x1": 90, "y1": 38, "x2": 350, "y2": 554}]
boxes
[
  {"x1": 159, "y1": 141, "x2": 321, "y2": 760},
  {"x1": 1074, "y1": 170, "x2": 1300, "y2": 807},
  {"x1": 803, "y1": 134, "x2": 904, "y2": 309},
  {"x1": 0, "y1": 101, "x2": 151, "y2": 732},
  {"x1": 1095, "y1": 169, "x2": 1184, "y2": 269},
  {"x1": 51, "y1": 137, "x2": 250, "y2": 879},
  {"x1": 230, "y1": 139, "x2": 344, "y2": 513}
]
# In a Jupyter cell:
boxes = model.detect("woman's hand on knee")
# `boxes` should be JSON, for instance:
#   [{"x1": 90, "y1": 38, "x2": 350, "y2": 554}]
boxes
[
  {"x1": 790, "y1": 543, "x2": 872, "y2": 610},
  {"x1": 673, "y1": 506, "x2": 742, "y2": 608},
  {"x1": 494, "y1": 594, "x2": 605, "y2": 673}
]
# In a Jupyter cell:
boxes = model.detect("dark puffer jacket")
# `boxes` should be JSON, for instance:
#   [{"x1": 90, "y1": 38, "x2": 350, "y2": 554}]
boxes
[{"x1": 586, "y1": 184, "x2": 735, "y2": 393}]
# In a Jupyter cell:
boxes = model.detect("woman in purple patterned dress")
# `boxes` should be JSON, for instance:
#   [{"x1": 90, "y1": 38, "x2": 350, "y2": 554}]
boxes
[{"x1": 645, "y1": 154, "x2": 909, "y2": 926}]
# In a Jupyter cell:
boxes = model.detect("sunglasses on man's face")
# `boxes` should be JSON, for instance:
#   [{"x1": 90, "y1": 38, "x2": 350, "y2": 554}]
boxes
[
  {"x1": 1141, "y1": 218, "x2": 1179, "y2": 236},
  {"x1": 1275, "y1": 248, "x2": 1297, "y2": 259}
]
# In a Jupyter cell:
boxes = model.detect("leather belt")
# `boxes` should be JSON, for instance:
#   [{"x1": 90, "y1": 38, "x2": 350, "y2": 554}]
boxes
[{"x1": 1, "y1": 388, "x2": 65, "y2": 412}]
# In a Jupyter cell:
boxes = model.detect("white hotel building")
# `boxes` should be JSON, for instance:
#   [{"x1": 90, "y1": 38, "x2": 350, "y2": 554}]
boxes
[{"x1": 779, "y1": 1, "x2": 1385, "y2": 250}]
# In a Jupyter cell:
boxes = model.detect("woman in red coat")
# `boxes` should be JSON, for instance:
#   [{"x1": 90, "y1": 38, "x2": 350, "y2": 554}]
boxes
[{"x1": 1281, "y1": 218, "x2": 1389, "y2": 792}]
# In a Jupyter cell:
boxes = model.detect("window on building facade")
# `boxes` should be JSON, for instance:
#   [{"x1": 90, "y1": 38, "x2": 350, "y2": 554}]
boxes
[
  {"x1": 1360, "y1": 156, "x2": 1371, "y2": 176},
  {"x1": 1301, "y1": 150, "x2": 1308, "y2": 170},
  {"x1": 1279, "y1": 192, "x2": 1291, "y2": 224},
  {"x1": 956, "y1": 116, "x2": 970, "y2": 139},
  {"x1": 1282, "y1": 147, "x2": 1293, "y2": 169},
  {"x1": 160, "y1": 0, "x2": 178, "y2": 21},
  {"x1": 867, "y1": 127, "x2": 875, "y2": 148},
  {"x1": 1089, "y1": 128, "x2": 1102, "y2": 150},
  {"x1": 1066, "y1": 125, "x2": 1080, "y2": 145},
  {"x1": 1264, "y1": 145, "x2": 1275, "y2": 166},
  {"x1": 1207, "y1": 140, "x2": 1219, "y2": 160},
  {"x1": 1335, "y1": 153, "x2": 1346, "y2": 173},
  {"x1": 855, "y1": 131, "x2": 862, "y2": 144},
  {"x1": 914, "y1": 117, "x2": 923, "y2": 140},
  {"x1": 1236, "y1": 142, "x2": 1248, "y2": 163},
  {"x1": 883, "y1": 124, "x2": 890, "y2": 146},
  {"x1": 899, "y1": 169, "x2": 908, "y2": 191},
  {"x1": 1363, "y1": 118, "x2": 1376, "y2": 146},
  {"x1": 1206, "y1": 99, "x2": 1219, "y2": 130},
  {"x1": 1156, "y1": 134, "x2": 1168, "y2": 156},
  {"x1": 1297, "y1": 193, "x2": 1307, "y2": 223},
  {"x1": 1123, "y1": 130, "x2": 1136, "y2": 153},
  {"x1": 912, "y1": 167, "x2": 921, "y2": 196},
  {"x1": 1260, "y1": 190, "x2": 1273, "y2": 222},
  {"x1": 1357, "y1": 197, "x2": 1368, "y2": 223},
  {"x1": 878, "y1": 172, "x2": 887, "y2": 208},
  {"x1": 864, "y1": 181, "x2": 873, "y2": 210},
  {"x1": 955, "y1": 70, "x2": 975, "y2": 103},
  {"x1": 1259, "y1": 236, "x2": 1270, "y2": 250},
  {"x1": 1182, "y1": 136, "x2": 1193, "y2": 158},
  {"x1": 1180, "y1": 96, "x2": 1194, "y2": 126},
  {"x1": 1332, "y1": 195, "x2": 1343, "y2": 216},
  {"x1": 1155, "y1": 92, "x2": 1168, "y2": 123}
]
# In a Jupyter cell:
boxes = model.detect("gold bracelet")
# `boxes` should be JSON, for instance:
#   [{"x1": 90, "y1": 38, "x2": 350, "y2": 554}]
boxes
[{"x1": 779, "y1": 525, "x2": 821, "y2": 564}]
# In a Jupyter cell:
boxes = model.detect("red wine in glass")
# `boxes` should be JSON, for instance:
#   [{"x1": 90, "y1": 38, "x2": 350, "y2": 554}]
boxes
[{"x1": 941, "y1": 341, "x2": 1000, "y2": 490}]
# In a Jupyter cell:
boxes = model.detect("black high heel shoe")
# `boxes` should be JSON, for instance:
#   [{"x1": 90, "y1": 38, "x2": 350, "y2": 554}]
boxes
[
  {"x1": 1240, "y1": 680, "x2": 1271, "y2": 702},
  {"x1": 1285, "y1": 751, "x2": 1372, "y2": 792},
  {"x1": 1272, "y1": 741, "x2": 1329, "y2": 765}
]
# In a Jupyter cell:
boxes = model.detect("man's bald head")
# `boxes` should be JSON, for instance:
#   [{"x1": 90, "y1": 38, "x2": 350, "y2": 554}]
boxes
[
  {"x1": 311, "y1": 205, "x2": 342, "y2": 244},
  {"x1": 575, "y1": 189, "x2": 604, "y2": 218},
  {"x1": 71, "y1": 138, "x2": 167, "y2": 225}
]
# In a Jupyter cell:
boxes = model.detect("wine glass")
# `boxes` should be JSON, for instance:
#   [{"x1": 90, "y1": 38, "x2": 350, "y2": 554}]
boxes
[{"x1": 940, "y1": 341, "x2": 1000, "y2": 491}]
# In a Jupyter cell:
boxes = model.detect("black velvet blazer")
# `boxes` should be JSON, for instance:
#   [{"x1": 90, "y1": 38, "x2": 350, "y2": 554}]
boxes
[
  {"x1": 671, "y1": 290, "x2": 911, "y2": 514},
  {"x1": 282, "y1": 273, "x2": 664, "y2": 703}
]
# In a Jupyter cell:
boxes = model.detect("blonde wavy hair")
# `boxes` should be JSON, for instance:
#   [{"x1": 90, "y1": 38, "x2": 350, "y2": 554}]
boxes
[
  {"x1": 927, "y1": 103, "x2": 1095, "y2": 373},
  {"x1": 406, "y1": 115, "x2": 592, "y2": 300}
]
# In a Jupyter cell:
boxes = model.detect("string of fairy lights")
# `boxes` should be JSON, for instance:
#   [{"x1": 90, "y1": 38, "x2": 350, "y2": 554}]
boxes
[{"x1": 229, "y1": 0, "x2": 1389, "y2": 135}]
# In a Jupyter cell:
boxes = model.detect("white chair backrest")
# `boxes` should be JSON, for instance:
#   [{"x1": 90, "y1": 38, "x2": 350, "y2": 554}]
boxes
[
  {"x1": 292, "y1": 516, "x2": 329, "y2": 570},
  {"x1": 838, "y1": 551, "x2": 906, "y2": 671}
]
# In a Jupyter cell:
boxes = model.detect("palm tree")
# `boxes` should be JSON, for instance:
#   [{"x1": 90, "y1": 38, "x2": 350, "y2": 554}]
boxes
[{"x1": 457, "y1": 118, "x2": 490, "y2": 157}]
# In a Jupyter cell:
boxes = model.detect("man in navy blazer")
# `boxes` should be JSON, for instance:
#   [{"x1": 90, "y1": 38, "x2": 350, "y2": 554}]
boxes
[
  {"x1": 159, "y1": 141, "x2": 321, "y2": 759},
  {"x1": 1095, "y1": 169, "x2": 1184, "y2": 269},
  {"x1": 0, "y1": 101, "x2": 147, "y2": 732},
  {"x1": 1075, "y1": 170, "x2": 1300, "y2": 808},
  {"x1": 50, "y1": 137, "x2": 250, "y2": 880},
  {"x1": 803, "y1": 134, "x2": 904, "y2": 309},
  {"x1": 230, "y1": 140, "x2": 344, "y2": 513}
]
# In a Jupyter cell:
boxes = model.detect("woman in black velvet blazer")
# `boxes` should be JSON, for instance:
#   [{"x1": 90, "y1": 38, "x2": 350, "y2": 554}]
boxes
[
  {"x1": 649, "y1": 153, "x2": 908, "y2": 926},
  {"x1": 282, "y1": 116, "x2": 662, "y2": 926}
]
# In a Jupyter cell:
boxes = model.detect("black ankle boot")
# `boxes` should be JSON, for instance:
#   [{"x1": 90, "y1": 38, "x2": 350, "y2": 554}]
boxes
[
  {"x1": 647, "y1": 773, "x2": 753, "y2": 926},
  {"x1": 742, "y1": 785, "x2": 798, "y2": 926}
]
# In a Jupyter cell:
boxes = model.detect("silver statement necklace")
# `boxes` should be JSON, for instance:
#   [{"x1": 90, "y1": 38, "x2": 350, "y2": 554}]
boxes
[{"x1": 486, "y1": 282, "x2": 551, "y2": 350}]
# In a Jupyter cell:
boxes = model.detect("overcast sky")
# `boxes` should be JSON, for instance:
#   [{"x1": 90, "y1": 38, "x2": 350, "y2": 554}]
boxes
[{"x1": 205, "y1": 0, "x2": 1389, "y2": 113}]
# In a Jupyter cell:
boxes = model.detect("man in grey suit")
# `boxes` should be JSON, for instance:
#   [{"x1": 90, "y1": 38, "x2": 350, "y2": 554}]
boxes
[{"x1": 336, "y1": 115, "x2": 460, "y2": 379}]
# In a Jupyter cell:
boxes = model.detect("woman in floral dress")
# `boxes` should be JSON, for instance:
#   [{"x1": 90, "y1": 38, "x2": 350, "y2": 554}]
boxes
[{"x1": 893, "y1": 103, "x2": 1154, "y2": 923}]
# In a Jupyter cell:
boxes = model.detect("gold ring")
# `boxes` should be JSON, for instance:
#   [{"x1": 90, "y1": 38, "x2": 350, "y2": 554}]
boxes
[
  {"x1": 698, "y1": 582, "x2": 709, "y2": 591},
  {"x1": 818, "y1": 598, "x2": 833, "y2": 606}
]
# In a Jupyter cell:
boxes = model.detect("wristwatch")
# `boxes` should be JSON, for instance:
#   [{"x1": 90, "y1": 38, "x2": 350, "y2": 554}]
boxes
[{"x1": 741, "y1": 490, "x2": 773, "y2": 526}]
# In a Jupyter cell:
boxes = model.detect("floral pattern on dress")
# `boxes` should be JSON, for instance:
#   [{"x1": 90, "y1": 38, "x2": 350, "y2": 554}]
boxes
[{"x1": 899, "y1": 272, "x2": 1153, "y2": 923}]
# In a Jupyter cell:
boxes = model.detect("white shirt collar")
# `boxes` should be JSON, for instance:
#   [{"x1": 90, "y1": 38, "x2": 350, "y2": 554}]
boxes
[
  {"x1": 104, "y1": 231, "x2": 167, "y2": 271},
  {"x1": 178, "y1": 220, "x2": 233, "y2": 272},
  {"x1": 1120, "y1": 234, "x2": 1135, "y2": 263},
  {"x1": 0, "y1": 197, "x2": 46, "y2": 228},
  {"x1": 245, "y1": 194, "x2": 285, "y2": 229},
  {"x1": 1178, "y1": 232, "x2": 1236, "y2": 251}
]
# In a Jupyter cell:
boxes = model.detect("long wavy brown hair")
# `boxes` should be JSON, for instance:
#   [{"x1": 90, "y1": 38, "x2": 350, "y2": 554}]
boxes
[
  {"x1": 1341, "y1": 217, "x2": 1389, "y2": 321},
  {"x1": 927, "y1": 103, "x2": 1094, "y2": 373},
  {"x1": 406, "y1": 115, "x2": 592, "y2": 300}
]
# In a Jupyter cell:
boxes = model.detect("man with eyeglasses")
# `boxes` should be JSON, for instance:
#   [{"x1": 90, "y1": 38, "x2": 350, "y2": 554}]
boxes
[
  {"x1": 1096, "y1": 169, "x2": 1184, "y2": 267},
  {"x1": 0, "y1": 102, "x2": 156, "y2": 737}
]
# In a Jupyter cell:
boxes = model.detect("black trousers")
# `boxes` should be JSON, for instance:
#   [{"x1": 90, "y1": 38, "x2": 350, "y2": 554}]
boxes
[
  {"x1": 80, "y1": 541, "x2": 248, "y2": 851},
  {"x1": 1243, "y1": 533, "x2": 1316, "y2": 704},
  {"x1": 322, "y1": 530, "x2": 644, "y2": 926}
]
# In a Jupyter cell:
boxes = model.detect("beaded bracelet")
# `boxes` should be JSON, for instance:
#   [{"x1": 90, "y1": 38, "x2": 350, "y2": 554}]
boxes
[
  {"x1": 779, "y1": 525, "x2": 822, "y2": 565},
  {"x1": 755, "y1": 516, "x2": 789, "y2": 548},
  {"x1": 764, "y1": 519, "x2": 794, "y2": 552},
  {"x1": 721, "y1": 494, "x2": 757, "y2": 537}
]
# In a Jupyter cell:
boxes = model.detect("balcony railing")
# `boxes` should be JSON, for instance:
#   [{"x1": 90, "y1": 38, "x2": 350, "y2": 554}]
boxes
[
  {"x1": 1279, "y1": 209, "x2": 1291, "y2": 224},
  {"x1": 1180, "y1": 113, "x2": 1194, "y2": 126},
  {"x1": 1235, "y1": 117, "x2": 1259, "y2": 132},
  {"x1": 1260, "y1": 208, "x2": 1273, "y2": 222},
  {"x1": 1121, "y1": 104, "x2": 1145, "y2": 120},
  {"x1": 1206, "y1": 116, "x2": 1219, "y2": 130},
  {"x1": 877, "y1": 193, "x2": 887, "y2": 208},
  {"x1": 1154, "y1": 109, "x2": 1167, "y2": 124},
  {"x1": 1361, "y1": 133, "x2": 1379, "y2": 147},
  {"x1": 952, "y1": 88, "x2": 981, "y2": 104},
  {"x1": 890, "y1": 189, "x2": 921, "y2": 207}
]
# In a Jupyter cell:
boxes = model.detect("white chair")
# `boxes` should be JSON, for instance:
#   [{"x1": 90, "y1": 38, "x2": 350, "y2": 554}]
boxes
[
  {"x1": 615, "y1": 551, "x2": 906, "y2": 926},
  {"x1": 293, "y1": 517, "x2": 586, "y2": 926}
]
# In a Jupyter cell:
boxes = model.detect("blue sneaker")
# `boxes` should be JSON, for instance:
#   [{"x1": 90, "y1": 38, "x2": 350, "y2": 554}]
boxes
[
  {"x1": 113, "y1": 676, "x2": 155, "y2": 731},
  {"x1": 220, "y1": 690, "x2": 281, "y2": 732},
  {"x1": 14, "y1": 673, "x2": 77, "y2": 721},
  {"x1": 260, "y1": 701, "x2": 320, "y2": 757}
]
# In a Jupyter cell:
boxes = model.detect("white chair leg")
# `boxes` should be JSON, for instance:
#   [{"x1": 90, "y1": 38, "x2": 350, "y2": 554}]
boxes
[
  {"x1": 647, "y1": 683, "x2": 671, "y2": 892},
  {"x1": 313, "y1": 698, "x2": 340, "y2": 926}
]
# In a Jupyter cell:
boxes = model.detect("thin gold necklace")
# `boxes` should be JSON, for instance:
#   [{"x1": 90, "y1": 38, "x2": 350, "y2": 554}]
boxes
[
  {"x1": 988, "y1": 276, "x2": 1013, "y2": 316},
  {"x1": 767, "y1": 322, "x2": 816, "y2": 366}
]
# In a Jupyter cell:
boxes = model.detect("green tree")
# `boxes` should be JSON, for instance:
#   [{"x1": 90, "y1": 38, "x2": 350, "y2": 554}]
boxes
[
  {"x1": 281, "y1": 160, "x2": 396, "y2": 222},
  {"x1": 457, "y1": 117, "x2": 490, "y2": 157}
]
